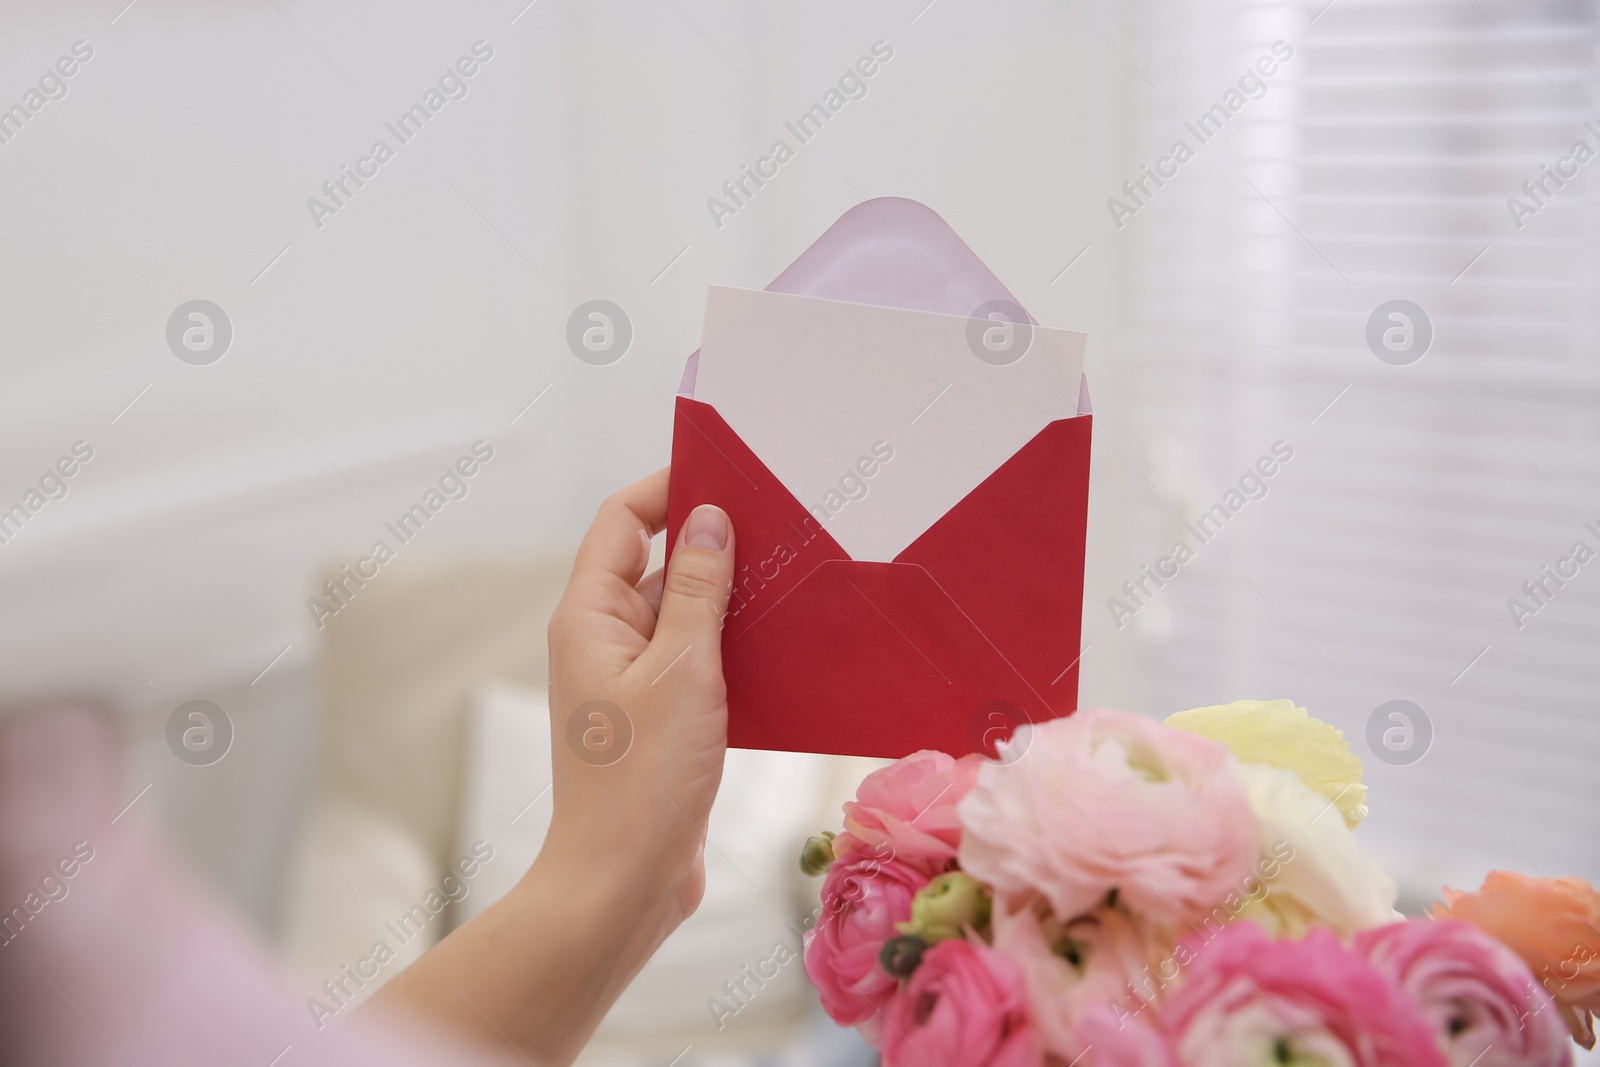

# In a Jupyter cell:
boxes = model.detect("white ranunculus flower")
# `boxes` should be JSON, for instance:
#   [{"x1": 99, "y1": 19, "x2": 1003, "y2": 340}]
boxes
[{"x1": 1234, "y1": 762, "x2": 1398, "y2": 937}]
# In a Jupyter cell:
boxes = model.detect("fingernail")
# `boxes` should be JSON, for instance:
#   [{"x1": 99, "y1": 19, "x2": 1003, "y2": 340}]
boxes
[{"x1": 684, "y1": 504, "x2": 729, "y2": 551}]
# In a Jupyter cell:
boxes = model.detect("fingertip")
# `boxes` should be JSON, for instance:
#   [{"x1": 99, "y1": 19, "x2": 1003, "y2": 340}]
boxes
[{"x1": 682, "y1": 504, "x2": 731, "y2": 553}]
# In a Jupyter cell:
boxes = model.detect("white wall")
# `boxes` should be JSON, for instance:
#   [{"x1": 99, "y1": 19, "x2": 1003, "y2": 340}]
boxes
[{"x1": 0, "y1": 0, "x2": 1141, "y2": 718}]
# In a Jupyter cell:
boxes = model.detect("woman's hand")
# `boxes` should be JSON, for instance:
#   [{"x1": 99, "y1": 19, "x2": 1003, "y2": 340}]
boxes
[
  {"x1": 543, "y1": 467, "x2": 735, "y2": 923},
  {"x1": 368, "y1": 469, "x2": 734, "y2": 1065}
]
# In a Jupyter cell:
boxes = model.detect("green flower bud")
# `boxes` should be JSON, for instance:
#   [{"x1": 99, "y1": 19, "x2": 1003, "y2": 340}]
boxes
[
  {"x1": 879, "y1": 934, "x2": 927, "y2": 978},
  {"x1": 895, "y1": 871, "x2": 991, "y2": 943},
  {"x1": 799, "y1": 832, "x2": 837, "y2": 877}
]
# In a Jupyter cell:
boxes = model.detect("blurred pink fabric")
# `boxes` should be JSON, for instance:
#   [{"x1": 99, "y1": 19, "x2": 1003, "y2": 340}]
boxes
[{"x1": 0, "y1": 704, "x2": 516, "y2": 1067}]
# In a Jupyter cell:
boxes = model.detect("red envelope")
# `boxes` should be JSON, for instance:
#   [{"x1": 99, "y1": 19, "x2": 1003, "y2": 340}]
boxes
[{"x1": 666, "y1": 198, "x2": 1091, "y2": 759}]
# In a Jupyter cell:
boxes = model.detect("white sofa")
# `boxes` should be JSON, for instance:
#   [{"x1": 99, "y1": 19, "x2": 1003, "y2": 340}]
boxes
[{"x1": 277, "y1": 557, "x2": 879, "y2": 1064}]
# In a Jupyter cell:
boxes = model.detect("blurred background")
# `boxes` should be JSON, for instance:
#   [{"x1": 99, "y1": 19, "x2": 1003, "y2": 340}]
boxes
[{"x1": 1, "y1": 0, "x2": 1597, "y2": 1062}]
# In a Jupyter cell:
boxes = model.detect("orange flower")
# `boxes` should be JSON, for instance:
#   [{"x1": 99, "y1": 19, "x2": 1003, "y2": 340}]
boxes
[{"x1": 1431, "y1": 870, "x2": 1600, "y2": 1048}]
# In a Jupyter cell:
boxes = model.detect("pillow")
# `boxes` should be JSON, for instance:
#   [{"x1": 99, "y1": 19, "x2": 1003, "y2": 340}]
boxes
[{"x1": 454, "y1": 681, "x2": 877, "y2": 1057}]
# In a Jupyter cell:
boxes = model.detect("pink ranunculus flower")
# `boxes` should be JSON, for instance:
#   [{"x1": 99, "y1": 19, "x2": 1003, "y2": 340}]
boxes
[
  {"x1": 1431, "y1": 872, "x2": 1600, "y2": 1047},
  {"x1": 1356, "y1": 919, "x2": 1573, "y2": 1067},
  {"x1": 990, "y1": 896, "x2": 1158, "y2": 1063},
  {"x1": 957, "y1": 708, "x2": 1258, "y2": 929},
  {"x1": 1163, "y1": 922, "x2": 1448, "y2": 1067},
  {"x1": 881, "y1": 939, "x2": 1041, "y2": 1067},
  {"x1": 834, "y1": 749, "x2": 983, "y2": 874},
  {"x1": 803, "y1": 847, "x2": 927, "y2": 1037},
  {"x1": 1075, "y1": 1004, "x2": 1178, "y2": 1067}
]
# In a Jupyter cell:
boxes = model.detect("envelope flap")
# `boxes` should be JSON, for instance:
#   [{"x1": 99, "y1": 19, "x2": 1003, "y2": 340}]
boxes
[
  {"x1": 680, "y1": 197, "x2": 1084, "y2": 400},
  {"x1": 768, "y1": 197, "x2": 1032, "y2": 317}
]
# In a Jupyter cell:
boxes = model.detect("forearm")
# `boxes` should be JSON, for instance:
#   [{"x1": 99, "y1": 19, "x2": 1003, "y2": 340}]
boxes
[
  {"x1": 366, "y1": 838, "x2": 682, "y2": 1065},
  {"x1": 367, "y1": 482, "x2": 733, "y2": 1063}
]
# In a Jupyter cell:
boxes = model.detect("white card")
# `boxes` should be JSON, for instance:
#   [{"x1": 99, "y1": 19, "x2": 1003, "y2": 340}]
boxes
[{"x1": 694, "y1": 286, "x2": 1086, "y2": 562}]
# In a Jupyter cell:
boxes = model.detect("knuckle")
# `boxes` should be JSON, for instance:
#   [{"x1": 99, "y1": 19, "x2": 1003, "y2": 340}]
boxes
[
  {"x1": 664, "y1": 559, "x2": 726, "y2": 602},
  {"x1": 585, "y1": 497, "x2": 619, "y2": 536},
  {"x1": 596, "y1": 491, "x2": 633, "y2": 526}
]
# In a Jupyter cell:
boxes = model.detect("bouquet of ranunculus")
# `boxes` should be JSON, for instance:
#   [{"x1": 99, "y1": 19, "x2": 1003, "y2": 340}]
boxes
[{"x1": 798, "y1": 701, "x2": 1598, "y2": 1066}]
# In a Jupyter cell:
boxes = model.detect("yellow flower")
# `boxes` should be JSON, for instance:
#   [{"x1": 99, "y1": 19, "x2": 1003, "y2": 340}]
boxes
[{"x1": 1163, "y1": 699, "x2": 1367, "y2": 828}]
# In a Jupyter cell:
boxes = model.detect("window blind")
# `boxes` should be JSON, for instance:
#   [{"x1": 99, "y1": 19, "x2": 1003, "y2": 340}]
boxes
[{"x1": 1114, "y1": 0, "x2": 1600, "y2": 924}]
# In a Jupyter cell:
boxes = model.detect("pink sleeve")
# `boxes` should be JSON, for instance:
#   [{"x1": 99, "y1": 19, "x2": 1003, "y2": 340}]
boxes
[{"x1": 0, "y1": 704, "x2": 518, "y2": 1067}]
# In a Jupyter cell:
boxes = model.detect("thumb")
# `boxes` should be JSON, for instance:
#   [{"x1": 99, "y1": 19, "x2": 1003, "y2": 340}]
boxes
[{"x1": 650, "y1": 504, "x2": 735, "y2": 672}]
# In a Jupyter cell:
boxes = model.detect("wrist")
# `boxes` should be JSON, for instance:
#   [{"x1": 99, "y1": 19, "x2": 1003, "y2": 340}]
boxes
[{"x1": 523, "y1": 818, "x2": 689, "y2": 956}]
